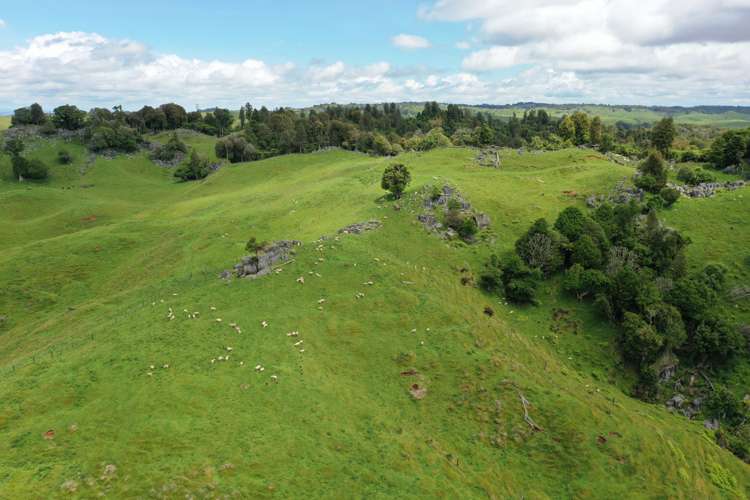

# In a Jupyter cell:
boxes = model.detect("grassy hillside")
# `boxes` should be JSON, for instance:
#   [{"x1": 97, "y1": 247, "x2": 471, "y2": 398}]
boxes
[
  {"x1": 0, "y1": 116, "x2": 11, "y2": 131},
  {"x1": 1, "y1": 136, "x2": 749, "y2": 497}
]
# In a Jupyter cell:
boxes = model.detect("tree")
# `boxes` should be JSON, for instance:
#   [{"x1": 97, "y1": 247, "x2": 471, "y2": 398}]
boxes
[
  {"x1": 245, "y1": 236, "x2": 268, "y2": 259},
  {"x1": 213, "y1": 108, "x2": 233, "y2": 137},
  {"x1": 635, "y1": 150, "x2": 668, "y2": 193},
  {"x1": 3, "y1": 137, "x2": 24, "y2": 156},
  {"x1": 563, "y1": 264, "x2": 609, "y2": 300},
  {"x1": 12, "y1": 156, "x2": 48, "y2": 181},
  {"x1": 239, "y1": 107, "x2": 246, "y2": 129},
  {"x1": 174, "y1": 150, "x2": 211, "y2": 181},
  {"x1": 52, "y1": 105, "x2": 86, "y2": 130},
  {"x1": 160, "y1": 103, "x2": 188, "y2": 129},
  {"x1": 381, "y1": 163, "x2": 411, "y2": 199},
  {"x1": 589, "y1": 116, "x2": 603, "y2": 145},
  {"x1": 651, "y1": 117, "x2": 675, "y2": 156},
  {"x1": 215, "y1": 135, "x2": 258, "y2": 163},
  {"x1": 558, "y1": 115, "x2": 575, "y2": 142},
  {"x1": 570, "y1": 112, "x2": 590, "y2": 145},
  {"x1": 499, "y1": 254, "x2": 541, "y2": 304},
  {"x1": 58, "y1": 149, "x2": 72, "y2": 164},
  {"x1": 11, "y1": 103, "x2": 46, "y2": 126},
  {"x1": 515, "y1": 218, "x2": 564, "y2": 275},
  {"x1": 571, "y1": 234, "x2": 603, "y2": 268},
  {"x1": 620, "y1": 312, "x2": 664, "y2": 365}
]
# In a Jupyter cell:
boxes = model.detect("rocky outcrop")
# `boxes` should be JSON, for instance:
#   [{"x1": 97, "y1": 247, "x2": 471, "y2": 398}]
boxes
[
  {"x1": 476, "y1": 147, "x2": 502, "y2": 168},
  {"x1": 418, "y1": 185, "x2": 490, "y2": 241},
  {"x1": 224, "y1": 240, "x2": 301, "y2": 279},
  {"x1": 586, "y1": 180, "x2": 645, "y2": 208},
  {"x1": 666, "y1": 393, "x2": 702, "y2": 418},
  {"x1": 668, "y1": 180, "x2": 745, "y2": 198},
  {"x1": 338, "y1": 220, "x2": 381, "y2": 234}
]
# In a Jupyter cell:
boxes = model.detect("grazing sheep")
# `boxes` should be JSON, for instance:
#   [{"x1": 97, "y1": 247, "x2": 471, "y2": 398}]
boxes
[
  {"x1": 294, "y1": 340, "x2": 303, "y2": 346},
  {"x1": 297, "y1": 276, "x2": 305, "y2": 284},
  {"x1": 261, "y1": 320, "x2": 268, "y2": 328}
]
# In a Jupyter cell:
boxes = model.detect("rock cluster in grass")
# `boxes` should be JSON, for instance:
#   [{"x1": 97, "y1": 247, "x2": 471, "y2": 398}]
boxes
[
  {"x1": 223, "y1": 240, "x2": 301, "y2": 279},
  {"x1": 475, "y1": 147, "x2": 502, "y2": 168},
  {"x1": 606, "y1": 152, "x2": 635, "y2": 166},
  {"x1": 586, "y1": 180, "x2": 645, "y2": 208},
  {"x1": 418, "y1": 184, "x2": 490, "y2": 241},
  {"x1": 667, "y1": 180, "x2": 745, "y2": 198},
  {"x1": 338, "y1": 220, "x2": 382, "y2": 234},
  {"x1": 666, "y1": 393, "x2": 703, "y2": 418}
]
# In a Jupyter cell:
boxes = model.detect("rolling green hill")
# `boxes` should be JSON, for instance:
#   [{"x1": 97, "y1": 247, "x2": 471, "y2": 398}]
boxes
[
  {"x1": 0, "y1": 116, "x2": 11, "y2": 131},
  {"x1": 1, "y1": 134, "x2": 749, "y2": 497},
  {"x1": 397, "y1": 103, "x2": 750, "y2": 129}
]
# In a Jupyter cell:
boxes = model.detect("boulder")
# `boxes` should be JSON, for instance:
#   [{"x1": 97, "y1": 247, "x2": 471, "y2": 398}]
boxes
[
  {"x1": 474, "y1": 213, "x2": 491, "y2": 229},
  {"x1": 231, "y1": 240, "x2": 301, "y2": 279},
  {"x1": 704, "y1": 419, "x2": 720, "y2": 430}
]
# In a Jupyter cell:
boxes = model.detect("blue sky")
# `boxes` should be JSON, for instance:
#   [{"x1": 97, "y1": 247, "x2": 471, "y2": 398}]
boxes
[{"x1": 0, "y1": 0, "x2": 748, "y2": 109}]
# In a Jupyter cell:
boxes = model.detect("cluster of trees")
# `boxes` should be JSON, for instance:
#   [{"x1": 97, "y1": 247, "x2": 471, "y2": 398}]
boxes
[
  {"x1": 481, "y1": 201, "x2": 744, "y2": 386},
  {"x1": 2, "y1": 137, "x2": 48, "y2": 180},
  {"x1": 633, "y1": 150, "x2": 680, "y2": 206},
  {"x1": 708, "y1": 128, "x2": 750, "y2": 171},
  {"x1": 216, "y1": 102, "x2": 628, "y2": 164}
]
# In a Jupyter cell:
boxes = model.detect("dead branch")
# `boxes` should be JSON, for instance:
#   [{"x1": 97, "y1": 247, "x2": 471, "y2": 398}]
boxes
[{"x1": 518, "y1": 391, "x2": 543, "y2": 432}]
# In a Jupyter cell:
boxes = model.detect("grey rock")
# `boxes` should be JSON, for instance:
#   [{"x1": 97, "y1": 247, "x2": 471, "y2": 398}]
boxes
[
  {"x1": 338, "y1": 220, "x2": 381, "y2": 234},
  {"x1": 474, "y1": 212, "x2": 491, "y2": 229},
  {"x1": 704, "y1": 419, "x2": 720, "y2": 430},
  {"x1": 667, "y1": 394, "x2": 686, "y2": 408},
  {"x1": 231, "y1": 240, "x2": 301, "y2": 279}
]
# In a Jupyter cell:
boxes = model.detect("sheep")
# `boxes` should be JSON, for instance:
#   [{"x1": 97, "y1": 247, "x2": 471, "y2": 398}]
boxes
[
  {"x1": 294, "y1": 340, "x2": 303, "y2": 346},
  {"x1": 296, "y1": 276, "x2": 305, "y2": 284},
  {"x1": 261, "y1": 320, "x2": 268, "y2": 328}
]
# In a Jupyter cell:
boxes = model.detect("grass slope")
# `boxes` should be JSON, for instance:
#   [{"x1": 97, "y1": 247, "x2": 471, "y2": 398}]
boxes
[{"x1": 1, "y1": 137, "x2": 749, "y2": 497}]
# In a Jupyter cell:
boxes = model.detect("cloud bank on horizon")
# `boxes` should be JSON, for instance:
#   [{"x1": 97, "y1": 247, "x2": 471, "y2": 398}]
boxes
[{"x1": 1, "y1": 0, "x2": 749, "y2": 110}]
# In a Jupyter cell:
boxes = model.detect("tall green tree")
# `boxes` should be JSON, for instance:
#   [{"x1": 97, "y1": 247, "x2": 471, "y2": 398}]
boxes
[{"x1": 651, "y1": 117, "x2": 675, "y2": 156}]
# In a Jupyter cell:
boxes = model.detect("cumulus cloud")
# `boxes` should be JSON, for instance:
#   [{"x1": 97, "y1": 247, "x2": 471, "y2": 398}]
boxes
[
  {"x1": 391, "y1": 33, "x2": 432, "y2": 49},
  {"x1": 455, "y1": 41, "x2": 471, "y2": 49},
  {"x1": 416, "y1": 0, "x2": 750, "y2": 103},
  {"x1": 0, "y1": 19, "x2": 6, "y2": 28}
]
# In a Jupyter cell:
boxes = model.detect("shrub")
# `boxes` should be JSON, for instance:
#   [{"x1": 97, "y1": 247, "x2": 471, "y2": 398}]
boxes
[
  {"x1": 659, "y1": 187, "x2": 680, "y2": 206},
  {"x1": 39, "y1": 121, "x2": 57, "y2": 136},
  {"x1": 12, "y1": 156, "x2": 49, "y2": 180},
  {"x1": 381, "y1": 163, "x2": 411, "y2": 199},
  {"x1": 153, "y1": 132, "x2": 188, "y2": 162},
  {"x1": 174, "y1": 150, "x2": 211, "y2": 182},
  {"x1": 635, "y1": 150, "x2": 667, "y2": 193},
  {"x1": 620, "y1": 312, "x2": 664, "y2": 365},
  {"x1": 515, "y1": 218, "x2": 564, "y2": 275},
  {"x1": 500, "y1": 254, "x2": 541, "y2": 304},
  {"x1": 58, "y1": 149, "x2": 72, "y2": 164}
]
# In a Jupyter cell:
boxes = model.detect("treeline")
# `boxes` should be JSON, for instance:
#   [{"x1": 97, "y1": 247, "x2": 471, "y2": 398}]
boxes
[{"x1": 8, "y1": 101, "x2": 750, "y2": 174}]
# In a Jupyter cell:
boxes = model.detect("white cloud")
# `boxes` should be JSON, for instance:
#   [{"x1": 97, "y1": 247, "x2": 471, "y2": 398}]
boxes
[
  {"x1": 463, "y1": 46, "x2": 519, "y2": 70},
  {"x1": 391, "y1": 33, "x2": 432, "y2": 49},
  {"x1": 0, "y1": 19, "x2": 6, "y2": 28},
  {"x1": 1, "y1": 27, "x2": 748, "y2": 110},
  {"x1": 455, "y1": 41, "x2": 471, "y2": 49},
  {"x1": 418, "y1": 0, "x2": 750, "y2": 103}
]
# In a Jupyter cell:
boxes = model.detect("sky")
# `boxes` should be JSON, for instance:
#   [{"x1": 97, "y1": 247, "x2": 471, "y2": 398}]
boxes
[{"x1": 0, "y1": 0, "x2": 749, "y2": 111}]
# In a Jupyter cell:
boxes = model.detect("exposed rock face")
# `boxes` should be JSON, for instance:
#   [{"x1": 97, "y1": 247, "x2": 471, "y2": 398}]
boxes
[
  {"x1": 668, "y1": 180, "x2": 745, "y2": 198},
  {"x1": 225, "y1": 240, "x2": 301, "y2": 279},
  {"x1": 338, "y1": 220, "x2": 381, "y2": 234}
]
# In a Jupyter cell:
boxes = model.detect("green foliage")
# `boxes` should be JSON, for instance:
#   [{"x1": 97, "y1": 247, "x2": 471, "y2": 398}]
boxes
[
  {"x1": 88, "y1": 123, "x2": 140, "y2": 152},
  {"x1": 621, "y1": 312, "x2": 664, "y2": 365},
  {"x1": 57, "y1": 149, "x2": 72, "y2": 165},
  {"x1": 635, "y1": 150, "x2": 668, "y2": 193},
  {"x1": 3, "y1": 137, "x2": 24, "y2": 156},
  {"x1": 563, "y1": 264, "x2": 609, "y2": 300},
  {"x1": 381, "y1": 163, "x2": 411, "y2": 199},
  {"x1": 676, "y1": 166, "x2": 715, "y2": 185},
  {"x1": 709, "y1": 129, "x2": 748, "y2": 168},
  {"x1": 244, "y1": 236, "x2": 268, "y2": 257},
  {"x1": 651, "y1": 117, "x2": 676, "y2": 156},
  {"x1": 11, "y1": 102, "x2": 46, "y2": 126},
  {"x1": 215, "y1": 135, "x2": 258, "y2": 163},
  {"x1": 515, "y1": 218, "x2": 564, "y2": 275},
  {"x1": 11, "y1": 156, "x2": 49, "y2": 180},
  {"x1": 153, "y1": 132, "x2": 188, "y2": 162},
  {"x1": 52, "y1": 104, "x2": 87, "y2": 130},
  {"x1": 571, "y1": 234, "x2": 603, "y2": 268},
  {"x1": 659, "y1": 187, "x2": 680, "y2": 207},
  {"x1": 174, "y1": 150, "x2": 211, "y2": 182}
]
